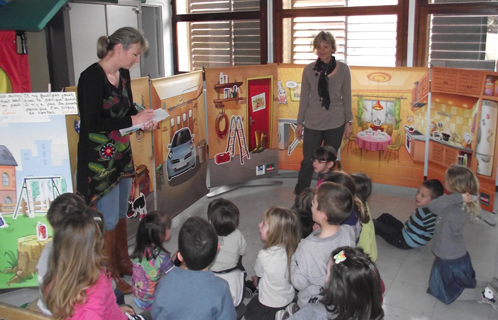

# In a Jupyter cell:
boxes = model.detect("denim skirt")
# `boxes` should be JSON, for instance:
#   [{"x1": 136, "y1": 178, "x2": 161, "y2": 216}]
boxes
[{"x1": 427, "y1": 252, "x2": 476, "y2": 304}]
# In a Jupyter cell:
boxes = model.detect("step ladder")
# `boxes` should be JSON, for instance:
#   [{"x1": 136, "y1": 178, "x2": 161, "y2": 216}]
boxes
[{"x1": 225, "y1": 115, "x2": 250, "y2": 164}]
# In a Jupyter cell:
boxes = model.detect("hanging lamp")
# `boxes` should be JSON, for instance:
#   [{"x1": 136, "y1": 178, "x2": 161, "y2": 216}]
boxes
[{"x1": 373, "y1": 100, "x2": 384, "y2": 111}]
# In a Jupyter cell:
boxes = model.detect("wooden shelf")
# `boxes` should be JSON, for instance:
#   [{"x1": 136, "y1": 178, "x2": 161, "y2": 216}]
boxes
[
  {"x1": 214, "y1": 82, "x2": 243, "y2": 89},
  {"x1": 214, "y1": 97, "x2": 243, "y2": 104}
]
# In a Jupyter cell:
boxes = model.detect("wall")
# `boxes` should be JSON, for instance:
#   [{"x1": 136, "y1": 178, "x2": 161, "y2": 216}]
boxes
[{"x1": 26, "y1": 31, "x2": 50, "y2": 93}]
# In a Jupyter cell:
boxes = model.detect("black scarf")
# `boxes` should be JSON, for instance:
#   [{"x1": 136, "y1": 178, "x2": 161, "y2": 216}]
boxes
[{"x1": 313, "y1": 56, "x2": 336, "y2": 110}]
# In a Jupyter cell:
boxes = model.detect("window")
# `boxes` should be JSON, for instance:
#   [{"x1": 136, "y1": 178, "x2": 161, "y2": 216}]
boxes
[
  {"x1": 283, "y1": 15, "x2": 398, "y2": 66},
  {"x1": 414, "y1": 0, "x2": 498, "y2": 69},
  {"x1": 2, "y1": 172, "x2": 8, "y2": 186},
  {"x1": 278, "y1": 0, "x2": 407, "y2": 66},
  {"x1": 173, "y1": 0, "x2": 264, "y2": 72},
  {"x1": 5, "y1": 196, "x2": 11, "y2": 204},
  {"x1": 362, "y1": 99, "x2": 396, "y2": 124}
]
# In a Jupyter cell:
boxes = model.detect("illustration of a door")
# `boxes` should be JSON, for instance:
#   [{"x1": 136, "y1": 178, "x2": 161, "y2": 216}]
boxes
[{"x1": 247, "y1": 77, "x2": 272, "y2": 152}]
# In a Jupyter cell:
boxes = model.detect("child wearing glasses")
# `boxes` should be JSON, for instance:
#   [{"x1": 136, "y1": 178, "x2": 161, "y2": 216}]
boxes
[{"x1": 312, "y1": 146, "x2": 340, "y2": 189}]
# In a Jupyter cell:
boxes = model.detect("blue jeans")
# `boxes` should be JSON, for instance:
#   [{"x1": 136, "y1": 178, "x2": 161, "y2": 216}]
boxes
[{"x1": 96, "y1": 178, "x2": 132, "y2": 231}]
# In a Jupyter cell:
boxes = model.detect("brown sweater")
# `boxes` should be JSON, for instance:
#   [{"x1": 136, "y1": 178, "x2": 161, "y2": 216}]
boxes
[{"x1": 297, "y1": 61, "x2": 352, "y2": 130}]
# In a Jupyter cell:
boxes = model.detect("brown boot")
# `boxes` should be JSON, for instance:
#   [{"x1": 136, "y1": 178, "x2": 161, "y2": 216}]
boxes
[
  {"x1": 115, "y1": 217, "x2": 133, "y2": 276},
  {"x1": 251, "y1": 130, "x2": 260, "y2": 153},
  {"x1": 104, "y1": 229, "x2": 132, "y2": 294}
]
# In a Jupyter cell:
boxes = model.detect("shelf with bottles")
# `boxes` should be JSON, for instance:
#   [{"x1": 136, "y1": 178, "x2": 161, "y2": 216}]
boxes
[
  {"x1": 213, "y1": 78, "x2": 243, "y2": 108},
  {"x1": 457, "y1": 151, "x2": 471, "y2": 167},
  {"x1": 482, "y1": 75, "x2": 498, "y2": 98}
]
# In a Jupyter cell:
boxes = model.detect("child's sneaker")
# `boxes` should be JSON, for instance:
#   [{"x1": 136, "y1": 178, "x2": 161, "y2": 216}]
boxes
[
  {"x1": 274, "y1": 309, "x2": 290, "y2": 320},
  {"x1": 244, "y1": 280, "x2": 258, "y2": 299},
  {"x1": 477, "y1": 286, "x2": 498, "y2": 311},
  {"x1": 285, "y1": 302, "x2": 299, "y2": 315}
]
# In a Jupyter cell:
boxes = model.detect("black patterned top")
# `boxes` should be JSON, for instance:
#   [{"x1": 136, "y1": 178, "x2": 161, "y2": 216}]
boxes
[{"x1": 76, "y1": 63, "x2": 137, "y2": 205}]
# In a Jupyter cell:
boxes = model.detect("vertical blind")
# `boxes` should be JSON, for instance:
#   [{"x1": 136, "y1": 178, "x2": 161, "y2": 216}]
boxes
[
  {"x1": 187, "y1": 0, "x2": 261, "y2": 70},
  {"x1": 287, "y1": 0, "x2": 397, "y2": 66}
]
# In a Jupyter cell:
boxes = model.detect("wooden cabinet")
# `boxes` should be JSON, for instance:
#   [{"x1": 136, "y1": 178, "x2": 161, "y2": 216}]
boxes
[
  {"x1": 432, "y1": 68, "x2": 457, "y2": 93},
  {"x1": 418, "y1": 71, "x2": 430, "y2": 102},
  {"x1": 410, "y1": 139, "x2": 425, "y2": 163},
  {"x1": 456, "y1": 70, "x2": 483, "y2": 95},
  {"x1": 429, "y1": 141, "x2": 471, "y2": 167},
  {"x1": 431, "y1": 67, "x2": 483, "y2": 96}
]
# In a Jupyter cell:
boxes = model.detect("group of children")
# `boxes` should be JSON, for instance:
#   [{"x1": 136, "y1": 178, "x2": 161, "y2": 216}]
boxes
[{"x1": 32, "y1": 144, "x2": 498, "y2": 320}]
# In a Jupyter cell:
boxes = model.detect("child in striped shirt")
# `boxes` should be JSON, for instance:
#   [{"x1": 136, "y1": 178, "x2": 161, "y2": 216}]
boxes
[{"x1": 373, "y1": 179, "x2": 444, "y2": 249}]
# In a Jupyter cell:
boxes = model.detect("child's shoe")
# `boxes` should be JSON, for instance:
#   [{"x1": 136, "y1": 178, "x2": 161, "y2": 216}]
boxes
[
  {"x1": 244, "y1": 280, "x2": 258, "y2": 299},
  {"x1": 285, "y1": 302, "x2": 299, "y2": 315},
  {"x1": 477, "y1": 286, "x2": 498, "y2": 311},
  {"x1": 274, "y1": 309, "x2": 290, "y2": 320}
]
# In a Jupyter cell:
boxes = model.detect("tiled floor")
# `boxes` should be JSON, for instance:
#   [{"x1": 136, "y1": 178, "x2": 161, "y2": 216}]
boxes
[{"x1": 2, "y1": 172, "x2": 498, "y2": 320}]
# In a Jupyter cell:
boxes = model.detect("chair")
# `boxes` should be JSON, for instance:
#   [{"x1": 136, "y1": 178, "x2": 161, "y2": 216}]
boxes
[
  {"x1": 346, "y1": 126, "x2": 357, "y2": 152},
  {"x1": 385, "y1": 131, "x2": 403, "y2": 163},
  {"x1": 384, "y1": 124, "x2": 394, "y2": 137},
  {"x1": 361, "y1": 122, "x2": 369, "y2": 131}
]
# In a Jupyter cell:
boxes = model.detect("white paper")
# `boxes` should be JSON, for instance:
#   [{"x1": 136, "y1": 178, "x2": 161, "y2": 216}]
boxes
[
  {"x1": 0, "y1": 92, "x2": 78, "y2": 116},
  {"x1": 119, "y1": 108, "x2": 169, "y2": 136}
]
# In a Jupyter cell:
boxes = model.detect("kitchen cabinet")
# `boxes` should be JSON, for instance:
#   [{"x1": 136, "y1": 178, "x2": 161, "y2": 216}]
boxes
[
  {"x1": 410, "y1": 139, "x2": 425, "y2": 163},
  {"x1": 429, "y1": 141, "x2": 471, "y2": 167},
  {"x1": 431, "y1": 67, "x2": 483, "y2": 96},
  {"x1": 417, "y1": 71, "x2": 430, "y2": 102},
  {"x1": 456, "y1": 70, "x2": 483, "y2": 95},
  {"x1": 432, "y1": 68, "x2": 457, "y2": 93}
]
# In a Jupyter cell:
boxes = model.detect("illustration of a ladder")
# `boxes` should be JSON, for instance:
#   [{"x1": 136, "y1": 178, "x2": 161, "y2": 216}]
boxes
[
  {"x1": 226, "y1": 116, "x2": 250, "y2": 164},
  {"x1": 215, "y1": 115, "x2": 250, "y2": 165}
]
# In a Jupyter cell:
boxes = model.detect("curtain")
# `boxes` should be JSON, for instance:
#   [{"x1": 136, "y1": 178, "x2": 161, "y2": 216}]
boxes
[
  {"x1": 394, "y1": 98, "x2": 401, "y2": 129},
  {"x1": 0, "y1": 31, "x2": 31, "y2": 93},
  {"x1": 357, "y1": 96, "x2": 364, "y2": 126}
]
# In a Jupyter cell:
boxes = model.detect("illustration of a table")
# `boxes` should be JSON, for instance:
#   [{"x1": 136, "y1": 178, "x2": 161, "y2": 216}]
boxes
[{"x1": 356, "y1": 131, "x2": 392, "y2": 161}]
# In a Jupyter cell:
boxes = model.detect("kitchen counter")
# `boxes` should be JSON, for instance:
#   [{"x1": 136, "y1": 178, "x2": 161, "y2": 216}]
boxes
[{"x1": 429, "y1": 137, "x2": 473, "y2": 153}]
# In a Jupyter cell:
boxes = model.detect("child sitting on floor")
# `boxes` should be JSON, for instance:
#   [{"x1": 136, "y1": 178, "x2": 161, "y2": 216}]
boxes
[
  {"x1": 323, "y1": 171, "x2": 368, "y2": 243},
  {"x1": 42, "y1": 208, "x2": 142, "y2": 320},
  {"x1": 245, "y1": 207, "x2": 301, "y2": 320},
  {"x1": 130, "y1": 211, "x2": 174, "y2": 310},
  {"x1": 207, "y1": 198, "x2": 247, "y2": 273},
  {"x1": 287, "y1": 247, "x2": 384, "y2": 320},
  {"x1": 291, "y1": 182, "x2": 356, "y2": 308},
  {"x1": 36, "y1": 193, "x2": 87, "y2": 315},
  {"x1": 373, "y1": 179, "x2": 444, "y2": 249},
  {"x1": 351, "y1": 172, "x2": 377, "y2": 262},
  {"x1": 151, "y1": 217, "x2": 236, "y2": 320},
  {"x1": 312, "y1": 146, "x2": 341, "y2": 189}
]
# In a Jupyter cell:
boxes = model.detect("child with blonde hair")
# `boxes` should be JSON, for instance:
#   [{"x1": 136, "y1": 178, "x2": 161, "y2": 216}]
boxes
[
  {"x1": 427, "y1": 164, "x2": 498, "y2": 310},
  {"x1": 244, "y1": 207, "x2": 301, "y2": 320},
  {"x1": 42, "y1": 208, "x2": 141, "y2": 320}
]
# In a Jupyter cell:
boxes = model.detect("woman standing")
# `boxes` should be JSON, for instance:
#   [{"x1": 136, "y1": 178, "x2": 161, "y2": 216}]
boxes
[
  {"x1": 77, "y1": 27, "x2": 156, "y2": 294},
  {"x1": 294, "y1": 31, "x2": 353, "y2": 204}
]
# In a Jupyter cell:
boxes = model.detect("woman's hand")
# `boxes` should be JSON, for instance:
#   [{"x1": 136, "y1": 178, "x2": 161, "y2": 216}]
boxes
[
  {"x1": 344, "y1": 122, "x2": 353, "y2": 138},
  {"x1": 296, "y1": 124, "x2": 304, "y2": 140},
  {"x1": 131, "y1": 109, "x2": 154, "y2": 126},
  {"x1": 141, "y1": 120, "x2": 158, "y2": 131}
]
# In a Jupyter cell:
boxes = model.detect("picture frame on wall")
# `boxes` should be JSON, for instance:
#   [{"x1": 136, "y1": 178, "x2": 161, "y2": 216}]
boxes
[{"x1": 290, "y1": 83, "x2": 301, "y2": 102}]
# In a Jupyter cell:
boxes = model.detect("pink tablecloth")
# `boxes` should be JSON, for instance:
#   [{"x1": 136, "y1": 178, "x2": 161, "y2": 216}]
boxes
[{"x1": 356, "y1": 132, "x2": 392, "y2": 151}]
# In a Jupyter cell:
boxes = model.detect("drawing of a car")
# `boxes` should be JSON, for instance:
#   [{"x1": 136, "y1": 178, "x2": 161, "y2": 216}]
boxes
[{"x1": 166, "y1": 127, "x2": 196, "y2": 180}]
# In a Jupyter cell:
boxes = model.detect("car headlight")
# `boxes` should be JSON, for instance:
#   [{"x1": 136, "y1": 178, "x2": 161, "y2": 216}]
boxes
[
  {"x1": 168, "y1": 152, "x2": 173, "y2": 159},
  {"x1": 190, "y1": 142, "x2": 194, "y2": 149}
]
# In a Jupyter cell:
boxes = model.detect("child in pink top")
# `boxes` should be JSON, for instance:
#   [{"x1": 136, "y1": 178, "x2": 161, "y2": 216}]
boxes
[{"x1": 42, "y1": 208, "x2": 141, "y2": 320}]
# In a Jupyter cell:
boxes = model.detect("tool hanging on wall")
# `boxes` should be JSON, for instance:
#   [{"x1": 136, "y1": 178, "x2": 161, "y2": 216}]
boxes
[
  {"x1": 287, "y1": 123, "x2": 301, "y2": 156},
  {"x1": 215, "y1": 115, "x2": 250, "y2": 165},
  {"x1": 215, "y1": 109, "x2": 229, "y2": 139}
]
